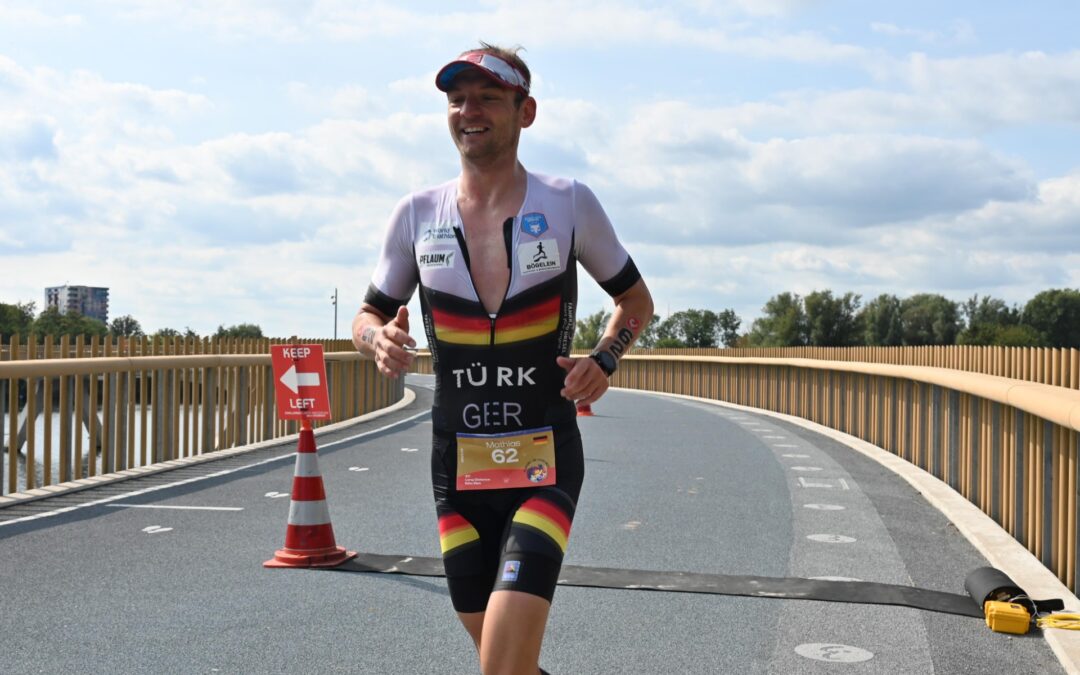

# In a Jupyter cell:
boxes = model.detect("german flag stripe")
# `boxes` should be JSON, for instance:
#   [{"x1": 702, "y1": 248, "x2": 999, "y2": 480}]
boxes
[
  {"x1": 438, "y1": 514, "x2": 480, "y2": 554},
  {"x1": 431, "y1": 307, "x2": 489, "y2": 332},
  {"x1": 495, "y1": 316, "x2": 559, "y2": 344},
  {"x1": 513, "y1": 498, "x2": 572, "y2": 553},
  {"x1": 495, "y1": 296, "x2": 561, "y2": 330},
  {"x1": 431, "y1": 295, "x2": 561, "y2": 345}
]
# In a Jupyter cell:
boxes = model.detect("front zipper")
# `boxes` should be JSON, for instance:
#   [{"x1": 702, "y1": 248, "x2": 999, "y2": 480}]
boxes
[{"x1": 454, "y1": 216, "x2": 516, "y2": 347}]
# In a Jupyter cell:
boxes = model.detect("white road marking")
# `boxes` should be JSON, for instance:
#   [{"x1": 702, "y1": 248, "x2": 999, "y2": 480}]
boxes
[
  {"x1": 795, "y1": 643, "x2": 873, "y2": 663},
  {"x1": 782, "y1": 454, "x2": 810, "y2": 458},
  {"x1": 807, "y1": 534, "x2": 857, "y2": 543},
  {"x1": 264, "y1": 492, "x2": 290, "y2": 499},
  {"x1": 775, "y1": 444, "x2": 799, "y2": 448},
  {"x1": 797, "y1": 477, "x2": 850, "y2": 490},
  {"x1": 790, "y1": 466, "x2": 823, "y2": 472},
  {"x1": 109, "y1": 505, "x2": 243, "y2": 512},
  {"x1": 804, "y1": 504, "x2": 845, "y2": 511},
  {"x1": 349, "y1": 467, "x2": 370, "y2": 472},
  {"x1": 0, "y1": 409, "x2": 432, "y2": 527},
  {"x1": 401, "y1": 447, "x2": 419, "y2": 453},
  {"x1": 141, "y1": 526, "x2": 173, "y2": 534},
  {"x1": 763, "y1": 436, "x2": 786, "y2": 439}
]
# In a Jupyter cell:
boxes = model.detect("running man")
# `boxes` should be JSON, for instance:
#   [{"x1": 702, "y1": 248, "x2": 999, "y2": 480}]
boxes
[{"x1": 352, "y1": 42, "x2": 653, "y2": 674}]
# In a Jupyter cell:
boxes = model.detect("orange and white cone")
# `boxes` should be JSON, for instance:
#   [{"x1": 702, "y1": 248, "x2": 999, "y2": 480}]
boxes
[
  {"x1": 576, "y1": 400, "x2": 594, "y2": 417},
  {"x1": 264, "y1": 424, "x2": 356, "y2": 568}
]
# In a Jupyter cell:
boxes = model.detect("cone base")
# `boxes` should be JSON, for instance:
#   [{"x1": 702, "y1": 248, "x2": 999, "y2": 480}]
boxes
[{"x1": 263, "y1": 546, "x2": 357, "y2": 569}]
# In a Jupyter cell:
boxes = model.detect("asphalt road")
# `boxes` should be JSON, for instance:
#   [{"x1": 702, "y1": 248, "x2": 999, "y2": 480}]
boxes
[{"x1": 0, "y1": 375, "x2": 1066, "y2": 674}]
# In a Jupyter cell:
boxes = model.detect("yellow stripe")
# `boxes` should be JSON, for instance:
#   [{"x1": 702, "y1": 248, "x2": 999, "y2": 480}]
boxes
[
  {"x1": 495, "y1": 316, "x2": 559, "y2": 345},
  {"x1": 440, "y1": 527, "x2": 479, "y2": 553},
  {"x1": 513, "y1": 510, "x2": 568, "y2": 552},
  {"x1": 436, "y1": 327, "x2": 489, "y2": 345}
]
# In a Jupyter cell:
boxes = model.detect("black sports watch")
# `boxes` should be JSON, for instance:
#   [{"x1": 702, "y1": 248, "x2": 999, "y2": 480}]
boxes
[{"x1": 589, "y1": 350, "x2": 617, "y2": 377}]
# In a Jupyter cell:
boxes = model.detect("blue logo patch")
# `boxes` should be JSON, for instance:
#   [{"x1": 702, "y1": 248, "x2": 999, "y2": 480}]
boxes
[
  {"x1": 521, "y1": 213, "x2": 548, "y2": 237},
  {"x1": 501, "y1": 560, "x2": 521, "y2": 582}
]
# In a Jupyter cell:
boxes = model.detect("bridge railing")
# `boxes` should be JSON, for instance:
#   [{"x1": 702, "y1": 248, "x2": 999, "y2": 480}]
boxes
[
  {"x1": 415, "y1": 349, "x2": 1080, "y2": 592},
  {"x1": 1, "y1": 340, "x2": 401, "y2": 498}
]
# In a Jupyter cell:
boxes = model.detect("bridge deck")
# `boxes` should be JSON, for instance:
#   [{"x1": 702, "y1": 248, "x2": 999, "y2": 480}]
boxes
[{"x1": 0, "y1": 375, "x2": 1069, "y2": 674}]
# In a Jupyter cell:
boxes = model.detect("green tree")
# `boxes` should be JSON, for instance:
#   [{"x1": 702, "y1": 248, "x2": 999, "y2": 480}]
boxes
[
  {"x1": 993, "y1": 324, "x2": 1043, "y2": 347},
  {"x1": 859, "y1": 294, "x2": 903, "y2": 346},
  {"x1": 152, "y1": 327, "x2": 199, "y2": 339},
  {"x1": 1022, "y1": 288, "x2": 1080, "y2": 347},
  {"x1": 573, "y1": 309, "x2": 611, "y2": 350},
  {"x1": 109, "y1": 314, "x2": 144, "y2": 338},
  {"x1": 658, "y1": 309, "x2": 722, "y2": 348},
  {"x1": 31, "y1": 307, "x2": 108, "y2": 340},
  {"x1": 747, "y1": 293, "x2": 808, "y2": 347},
  {"x1": 804, "y1": 290, "x2": 862, "y2": 346},
  {"x1": 717, "y1": 309, "x2": 741, "y2": 348},
  {"x1": 0, "y1": 301, "x2": 36, "y2": 343},
  {"x1": 635, "y1": 314, "x2": 662, "y2": 348},
  {"x1": 900, "y1": 294, "x2": 960, "y2": 346},
  {"x1": 957, "y1": 295, "x2": 1020, "y2": 345},
  {"x1": 215, "y1": 323, "x2": 264, "y2": 339}
]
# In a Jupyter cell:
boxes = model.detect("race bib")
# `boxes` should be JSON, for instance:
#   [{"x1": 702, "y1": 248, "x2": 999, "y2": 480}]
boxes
[{"x1": 456, "y1": 426, "x2": 556, "y2": 491}]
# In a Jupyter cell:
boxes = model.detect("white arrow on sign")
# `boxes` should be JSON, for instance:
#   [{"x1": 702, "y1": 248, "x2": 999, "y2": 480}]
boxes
[{"x1": 280, "y1": 364, "x2": 321, "y2": 394}]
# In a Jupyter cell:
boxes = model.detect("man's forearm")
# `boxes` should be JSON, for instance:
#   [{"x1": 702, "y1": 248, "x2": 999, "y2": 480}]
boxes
[{"x1": 595, "y1": 279, "x2": 653, "y2": 362}]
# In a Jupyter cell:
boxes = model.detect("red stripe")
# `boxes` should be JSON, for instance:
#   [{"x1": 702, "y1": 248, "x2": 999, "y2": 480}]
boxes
[
  {"x1": 520, "y1": 497, "x2": 571, "y2": 536},
  {"x1": 290, "y1": 476, "x2": 326, "y2": 501},
  {"x1": 438, "y1": 513, "x2": 471, "y2": 535},
  {"x1": 496, "y1": 296, "x2": 560, "y2": 330},
  {"x1": 284, "y1": 523, "x2": 338, "y2": 551},
  {"x1": 431, "y1": 307, "x2": 489, "y2": 333}
]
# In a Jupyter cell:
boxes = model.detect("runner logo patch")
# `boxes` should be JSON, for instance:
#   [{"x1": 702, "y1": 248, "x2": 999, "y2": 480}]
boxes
[
  {"x1": 418, "y1": 250, "x2": 455, "y2": 269},
  {"x1": 518, "y1": 239, "x2": 561, "y2": 275}
]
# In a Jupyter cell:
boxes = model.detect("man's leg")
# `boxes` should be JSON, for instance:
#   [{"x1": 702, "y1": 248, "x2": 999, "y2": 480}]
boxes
[
  {"x1": 479, "y1": 591, "x2": 549, "y2": 675},
  {"x1": 479, "y1": 488, "x2": 575, "y2": 674},
  {"x1": 458, "y1": 611, "x2": 485, "y2": 652}
]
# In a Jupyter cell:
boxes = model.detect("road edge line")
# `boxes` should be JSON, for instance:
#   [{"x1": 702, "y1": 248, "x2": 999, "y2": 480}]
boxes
[{"x1": 623, "y1": 388, "x2": 1080, "y2": 673}]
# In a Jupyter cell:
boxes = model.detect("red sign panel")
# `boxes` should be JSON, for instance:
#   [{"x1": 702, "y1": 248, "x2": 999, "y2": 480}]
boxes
[{"x1": 270, "y1": 344, "x2": 331, "y2": 420}]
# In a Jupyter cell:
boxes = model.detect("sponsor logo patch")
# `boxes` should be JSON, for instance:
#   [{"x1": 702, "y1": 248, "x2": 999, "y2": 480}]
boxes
[
  {"x1": 502, "y1": 560, "x2": 521, "y2": 582},
  {"x1": 418, "y1": 250, "x2": 455, "y2": 269},
  {"x1": 421, "y1": 223, "x2": 457, "y2": 242},
  {"x1": 521, "y1": 212, "x2": 549, "y2": 237},
  {"x1": 518, "y1": 239, "x2": 561, "y2": 275}
]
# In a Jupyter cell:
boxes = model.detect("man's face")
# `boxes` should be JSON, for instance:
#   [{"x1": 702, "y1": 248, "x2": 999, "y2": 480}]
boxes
[{"x1": 446, "y1": 71, "x2": 535, "y2": 164}]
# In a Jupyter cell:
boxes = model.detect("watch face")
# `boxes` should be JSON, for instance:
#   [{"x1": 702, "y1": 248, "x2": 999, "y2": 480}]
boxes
[{"x1": 592, "y1": 351, "x2": 616, "y2": 375}]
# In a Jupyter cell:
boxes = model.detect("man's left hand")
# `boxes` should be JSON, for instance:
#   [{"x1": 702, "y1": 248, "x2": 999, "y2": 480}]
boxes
[{"x1": 556, "y1": 356, "x2": 609, "y2": 406}]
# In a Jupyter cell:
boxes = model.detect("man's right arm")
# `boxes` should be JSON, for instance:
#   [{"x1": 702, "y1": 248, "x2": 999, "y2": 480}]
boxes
[{"x1": 353, "y1": 303, "x2": 416, "y2": 379}]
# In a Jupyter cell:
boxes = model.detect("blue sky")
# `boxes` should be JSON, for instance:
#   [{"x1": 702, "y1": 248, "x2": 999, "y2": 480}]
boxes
[{"x1": 1, "y1": 1, "x2": 1078, "y2": 340}]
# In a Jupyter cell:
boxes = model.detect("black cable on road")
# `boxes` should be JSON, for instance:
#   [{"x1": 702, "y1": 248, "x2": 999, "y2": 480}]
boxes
[{"x1": 326, "y1": 552, "x2": 982, "y2": 619}]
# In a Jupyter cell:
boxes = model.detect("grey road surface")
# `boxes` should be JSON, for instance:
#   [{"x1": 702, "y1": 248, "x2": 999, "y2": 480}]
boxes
[{"x1": 0, "y1": 375, "x2": 1064, "y2": 674}]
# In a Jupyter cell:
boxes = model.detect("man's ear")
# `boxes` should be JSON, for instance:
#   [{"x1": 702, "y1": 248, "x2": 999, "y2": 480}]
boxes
[{"x1": 520, "y1": 96, "x2": 537, "y2": 128}]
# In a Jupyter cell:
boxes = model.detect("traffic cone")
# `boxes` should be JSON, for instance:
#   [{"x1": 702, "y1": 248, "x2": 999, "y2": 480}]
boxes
[
  {"x1": 264, "y1": 423, "x2": 357, "y2": 568},
  {"x1": 576, "y1": 401, "x2": 594, "y2": 417}
]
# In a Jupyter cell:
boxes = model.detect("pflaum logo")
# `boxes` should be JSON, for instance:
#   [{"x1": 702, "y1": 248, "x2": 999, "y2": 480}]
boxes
[{"x1": 419, "y1": 250, "x2": 455, "y2": 269}]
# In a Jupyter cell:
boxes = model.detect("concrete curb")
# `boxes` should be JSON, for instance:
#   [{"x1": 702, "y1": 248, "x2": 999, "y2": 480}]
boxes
[
  {"x1": 623, "y1": 388, "x2": 1080, "y2": 674},
  {"x1": 0, "y1": 389, "x2": 417, "y2": 509}
]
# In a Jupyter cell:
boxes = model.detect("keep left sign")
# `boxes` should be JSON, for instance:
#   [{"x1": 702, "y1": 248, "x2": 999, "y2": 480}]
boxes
[{"x1": 270, "y1": 344, "x2": 331, "y2": 420}]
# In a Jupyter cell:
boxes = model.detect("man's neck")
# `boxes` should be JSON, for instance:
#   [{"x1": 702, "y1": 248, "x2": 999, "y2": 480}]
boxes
[{"x1": 458, "y1": 156, "x2": 526, "y2": 210}]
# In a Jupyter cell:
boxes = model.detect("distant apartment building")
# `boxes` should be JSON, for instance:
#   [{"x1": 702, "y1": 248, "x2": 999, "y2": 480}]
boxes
[{"x1": 45, "y1": 285, "x2": 110, "y2": 324}]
